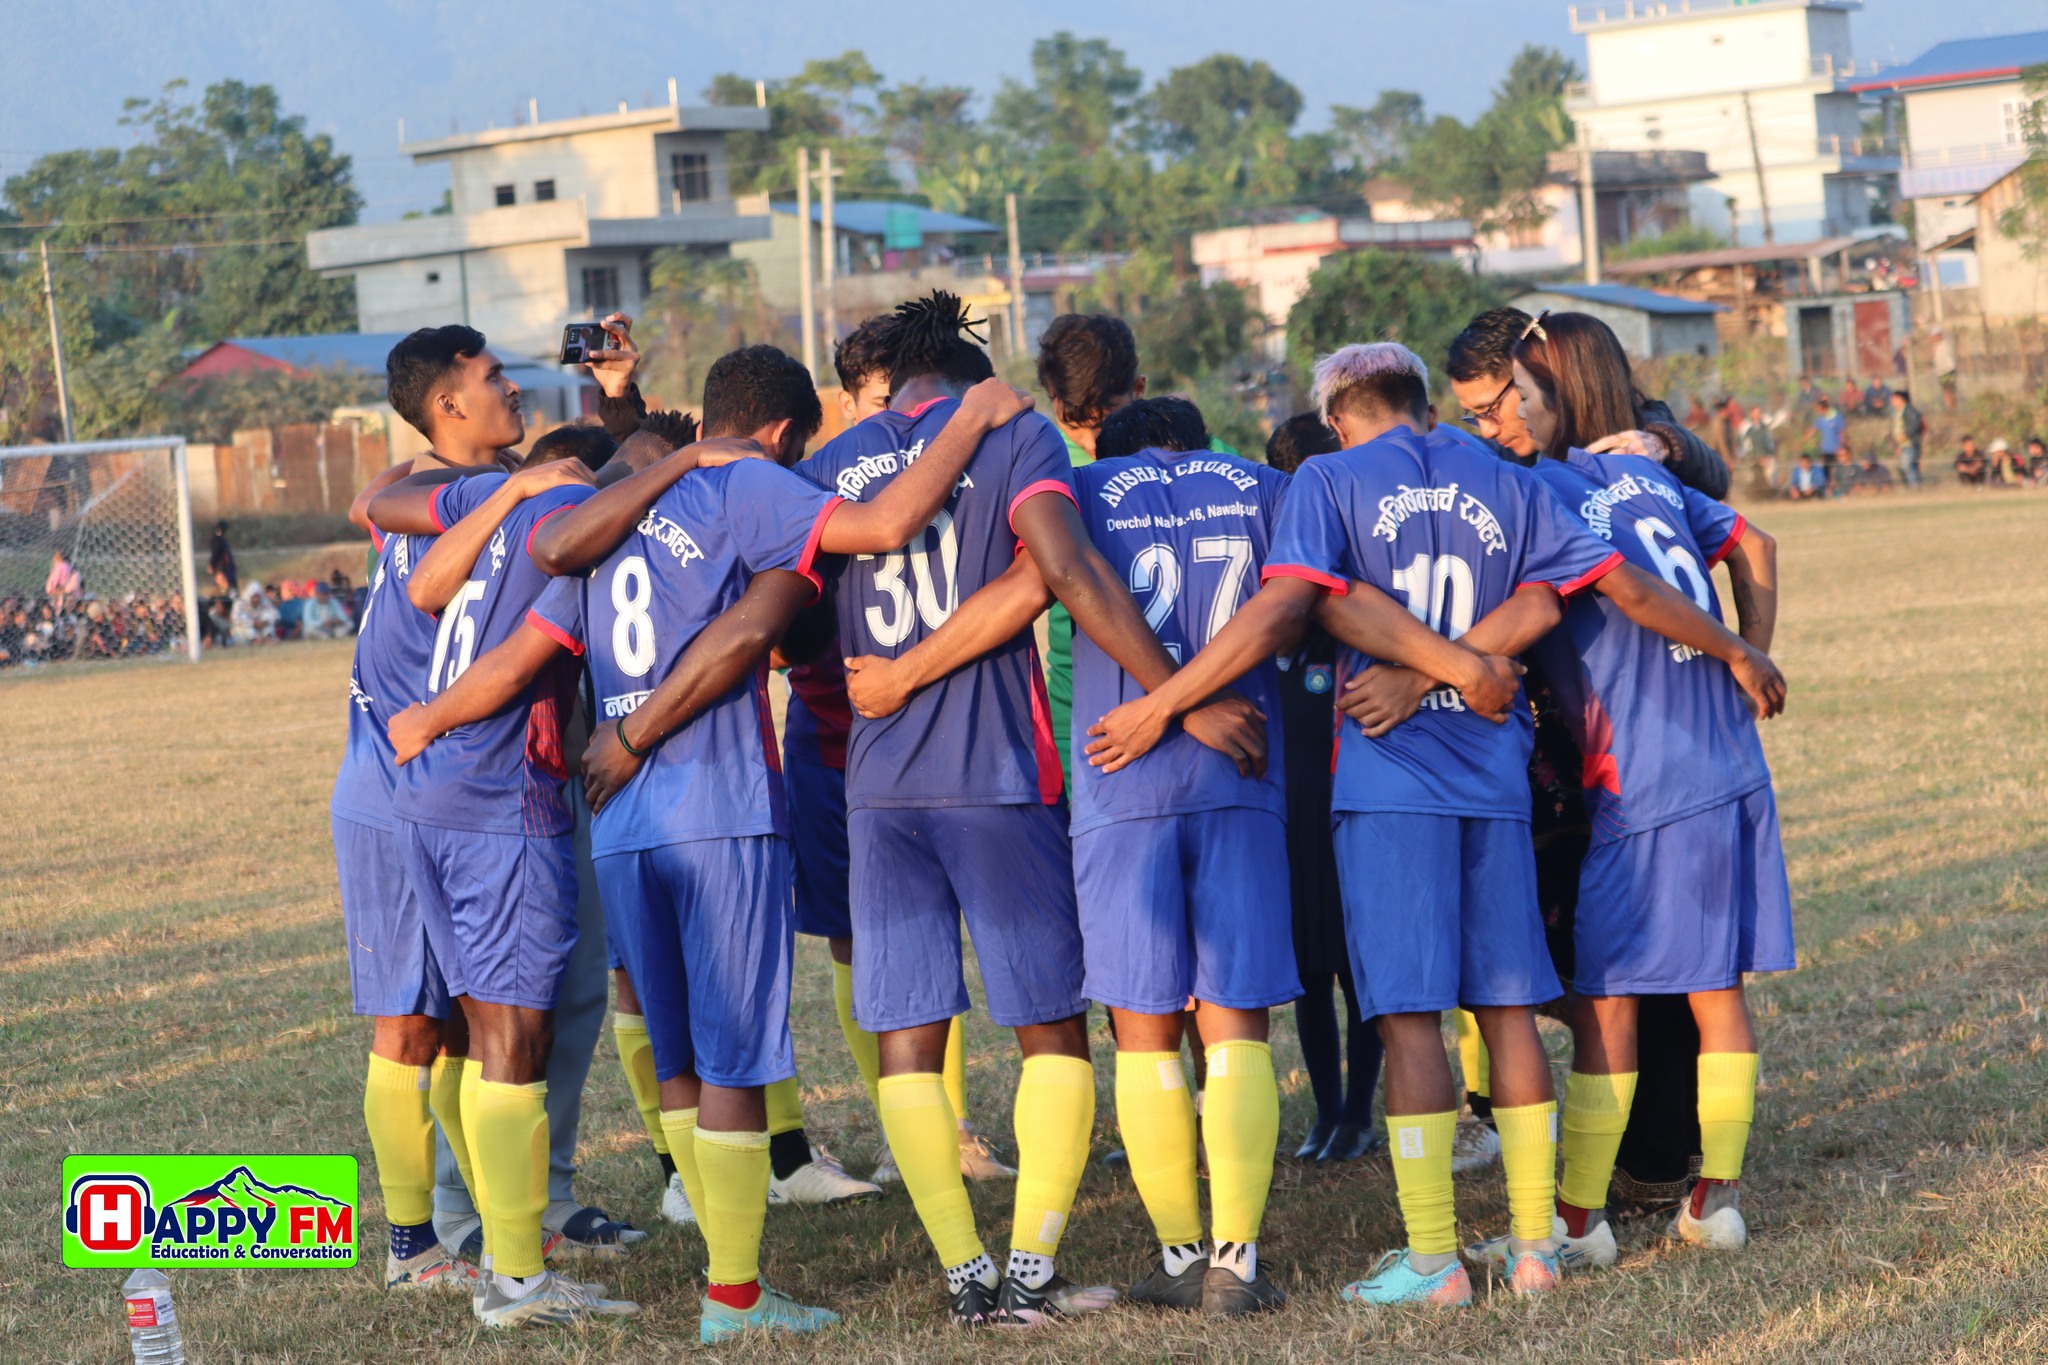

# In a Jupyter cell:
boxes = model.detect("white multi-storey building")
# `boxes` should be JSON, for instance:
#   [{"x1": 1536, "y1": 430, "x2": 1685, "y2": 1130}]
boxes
[
  {"x1": 308, "y1": 99, "x2": 772, "y2": 363},
  {"x1": 1566, "y1": 0, "x2": 1897, "y2": 245}
]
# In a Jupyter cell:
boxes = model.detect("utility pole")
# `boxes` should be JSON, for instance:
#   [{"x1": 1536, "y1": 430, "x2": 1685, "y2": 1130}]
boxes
[
  {"x1": 796, "y1": 147, "x2": 816, "y2": 377},
  {"x1": 1742, "y1": 91, "x2": 1774, "y2": 244},
  {"x1": 1005, "y1": 192, "x2": 1025, "y2": 356},
  {"x1": 1576, "y1": 121, "x2": 1600, "y2": 285},
  {"x1": 39, "y1": 240, "x2": 75, "y2": 443},
  {"x1": 819, "y1": 147, "x2": 838, "y2": 354}
]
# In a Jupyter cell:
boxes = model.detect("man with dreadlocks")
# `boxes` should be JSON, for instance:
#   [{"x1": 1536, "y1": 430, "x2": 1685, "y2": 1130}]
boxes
[{"x1": 796, "y1": 293, "x2": 1266, "y2": 1326}]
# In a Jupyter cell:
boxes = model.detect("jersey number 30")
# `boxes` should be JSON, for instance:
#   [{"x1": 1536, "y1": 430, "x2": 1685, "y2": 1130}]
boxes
[{"x1": 861, "y1": 511, "x2": 960, "y2": 648}]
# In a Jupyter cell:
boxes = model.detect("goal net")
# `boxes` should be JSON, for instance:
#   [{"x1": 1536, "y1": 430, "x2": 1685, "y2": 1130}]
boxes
[{"x1": 0, "y1": 438, "x2": 200, "y2": 667}]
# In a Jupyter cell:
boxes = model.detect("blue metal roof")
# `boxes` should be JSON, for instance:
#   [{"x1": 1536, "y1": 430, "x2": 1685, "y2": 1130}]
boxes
[
  {"x1": 1851, "y1": 31, "x2": 2048, "y2": 91},
  {"x1": 1521, "y1": 283, "x2": 1724, "y2": 315},
  {"x1": 769, "y1": 200, "x2": 999, "y2": 236}
]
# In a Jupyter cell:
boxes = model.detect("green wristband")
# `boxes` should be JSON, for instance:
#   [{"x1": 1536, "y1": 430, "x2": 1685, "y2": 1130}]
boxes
[{"x1": 616, "y1": 716, "x2": 651, "y2": 758}]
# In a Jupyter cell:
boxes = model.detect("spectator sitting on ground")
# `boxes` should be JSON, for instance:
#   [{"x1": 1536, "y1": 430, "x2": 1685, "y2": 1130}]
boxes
[
  {"x1": 1788, "y1": 452, "x2": 1829, "y2": 499},
  {"x1": 1989, "y1": 438, "x2": 2026, "y2": 487},
  {"x1": 205, "y1": 594, "x2": 235, "y2": 646},
  {"x1": 230, "y1": 582, "x2": 278, "y2": 645},
  {"x1": 274, "y1": 582, "x2": 304, "y2": 640},
  {"x1": 1839, "y1": 377, "x2": 1861, "y2": 413},
  {"x1": 1853, "y1": 453, "x2": 1895, "y2": 493},
  {"x1": 1955, "y1": 435, "x2": 1988, "y2": 486},
  {"x1": 301, "y1": 581, "x2": 352, "y2": 639},
  {"x1": 1863, "y1": 377, "x2": 1891, "y2": 414},
  {"x1": 2026, "y1": 436, "x2": 2047, "y2": 483}
]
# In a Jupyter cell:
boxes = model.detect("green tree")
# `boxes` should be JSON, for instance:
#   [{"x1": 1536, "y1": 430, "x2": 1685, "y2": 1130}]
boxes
[
  {"x1": 1399, "y1": 45, "x2": 1577, "y2": 237},
  {"x1": 706, "y1": 54, "x2": 896, "y2": 197},
  {"x1": 639, "y1": 250, "x2": 786, "y2": 409},
  {"x1": 1995, "y1": 63, "x2": 2048, "y2": 260},
  {"x1": 1285, "y1": 250, "x2": 1505, "y2": 397},
  {"x1": 1330, "y1": 91, "x2": 1425, "y2": 175}
]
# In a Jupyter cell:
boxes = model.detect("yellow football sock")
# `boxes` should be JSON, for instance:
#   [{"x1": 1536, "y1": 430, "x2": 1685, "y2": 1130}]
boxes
[
  {"x1": 765, "y1": 1077, "x2": 805, "y2": 1138},
  {"x1": 658, "y1": 1109, "x2": 707, "y2": 1230},
  {"x1": 427, "y1": 1055, "x2": 475, "y2": 1202},
  {"x1": 695, "y1": 1128, "x2": 771, "y2": 1286},
  {"x1": 363, "y1": 1054, "x2": 435, "y2": 1228},
  {"x1": 612, "y1": 1014, "x2": 667, "y2": 1154},
  {"x1": 1010, "y1": 1054, "x2": 1094, "y2": 1256},
  {"x1": 878, "y1": 1073, "x2": 983, "y2": 1267},
  {"x1": 832, "y1": 960, "x2": 882, "y2": 1113},
  {"x1": 1454, "y1": 1010, "x2": 1490, "y2": 1101},
  {"x1": 457, "y1": 1060, "x2": 489, "y2": 1259},
  {"x1": 1387, "y1": 1110, "x2": 1459, "y2": 1256},
  {"x1": 1204, "y1": 1041, "x2": 1280, "y2": 1245},
  {"x1": 471, "y1": 1080, "x2": 549, "y2": 1278},
  {"x1": 1698, "y1": 1052, "x2": 1760, "y2": 1181},
  {"x1": 1114, "y1": 1051, "x2": 1202, "y2": 1246},
  {"x1": 1558, "y1": 1070, "x2": 1637, "y2": 1212},
  {"x1": 944, "y1": 1015, "x2": 970, "y2": 1125},
  {"x1": 1494, "y1": 1100, "x2": 1561, "y2": 1244}
]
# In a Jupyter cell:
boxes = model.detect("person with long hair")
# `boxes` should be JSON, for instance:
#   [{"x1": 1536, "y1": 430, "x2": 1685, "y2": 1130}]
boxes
[{"x1": 1470, "y1": 311, "x2": 1792, "y2": 1267}]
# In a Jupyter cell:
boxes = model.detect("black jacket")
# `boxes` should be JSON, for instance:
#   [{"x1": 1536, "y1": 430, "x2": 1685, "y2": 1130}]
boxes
[{"x1": 1638, "y1": 397, "x2": 1730, "y2": 499}]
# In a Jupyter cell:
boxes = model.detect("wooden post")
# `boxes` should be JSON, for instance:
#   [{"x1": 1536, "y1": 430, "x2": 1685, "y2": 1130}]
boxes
[
  {"x1": 1742, "y1": 92, "x2": 1773, "y2": 245},
  {"x1": 820, "y1": 147, "x2": 838, "y2": 354},
  {"x1": 797, "y1": 147, "x2": 816, "y2": 377},
  {"x1": 39, "y1": 241, "x2": 75, "y2": 444},
  {"x1": 1577, "y1": 122, "x2": 1600, "y2": 285},
  {"x1": 1006, "y1": 192, "x2": 1025, "y2": 355}
]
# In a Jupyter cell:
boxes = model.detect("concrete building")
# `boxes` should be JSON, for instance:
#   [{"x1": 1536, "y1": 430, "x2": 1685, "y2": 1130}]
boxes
[
  {"x1": 307, "y1": 101, "x2": 772, "y2": 364},
  {"x1": 1509, "y1": 282, "x2": 1724, "y2": 359},
  {"x1": 1190, "y1": 214, "x2": 1476, "y2": 340},
  {"x1": 1850, "y1": 30, "x2": 2048, "y2": 290},
  {"x1": 1566, "y1": 0, "x2": 1898, "y2": 245},
  {"x1": 1967, "y1": 162, "x2": 2048, "y2": 324}
]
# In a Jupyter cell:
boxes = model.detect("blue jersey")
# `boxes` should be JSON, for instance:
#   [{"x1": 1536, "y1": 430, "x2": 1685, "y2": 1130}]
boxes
[
  {"x1": 1528, "y1": 449, "x2": 1769, "y2": 843},
  {"x1": 390, "y1": 476, "x2": 592, "y2": 837},
  {"x1": 1068, "y1": 448, "x2": 1289, "y2": 835},
  {"x1": 1264, "y1": 426, "x2": 1621, "y2": 820},
  {"x1": 331, "y1": 530, "x2": 436, "y2": 831},
  {"x1": 796, "y1": 399, "x2": 1075, "y2": 811},
  {"x1": 528, "y1": 458, "x2": 840, "y2": 857}
]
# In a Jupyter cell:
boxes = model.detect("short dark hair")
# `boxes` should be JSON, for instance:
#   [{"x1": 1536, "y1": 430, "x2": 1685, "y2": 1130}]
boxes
[
  {"x1": 1892, "y1": 388, "x2": 1910, "y2": 403},
  {"x1": 1096, "y1": 397, "x2": 1210, "y2": 460},
  {"x1": 386, "y1": 325, "x2": 487, "y2": 437},
  {"x1": 519, "y1": 423, "x2": 616, "y2": 472},
  {"x1": 1036, "y1": 314, "x2": 1140, "y2": 427},
  {"x1": 833, "y1": 314, "x2": 895, "y2": 392},
  {"x1": 887, "y1": 291, "x2": 995, "y2": 391},
  {"x1": 701, "y1": 345, "x2": 824, "y2": 446},
  {"x1": 1445, "y1": 307, "x2": 1533, "y2": 384},
  {"x1": 1265, "y1": 412, "x2": 1342, "y2": 472},
  {"x1": 637, "y1": 408, "x2": 699, "y2": 451}
]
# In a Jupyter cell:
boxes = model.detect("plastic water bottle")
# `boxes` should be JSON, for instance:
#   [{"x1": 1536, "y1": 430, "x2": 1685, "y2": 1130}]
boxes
[{"x1": 123, "y1": 1269, "x2": 186, "y2": 1364}]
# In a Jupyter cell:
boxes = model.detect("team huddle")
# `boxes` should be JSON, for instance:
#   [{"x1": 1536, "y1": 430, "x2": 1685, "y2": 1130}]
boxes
[{"x1": 331, "y1": 290, "x2": 1793, "y2": 1340}]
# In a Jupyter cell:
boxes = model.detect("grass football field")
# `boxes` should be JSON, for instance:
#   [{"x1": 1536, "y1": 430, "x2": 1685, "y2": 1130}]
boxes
[{"x1": 4, "y1": 488, "x2": 2047, "y2": 1363}]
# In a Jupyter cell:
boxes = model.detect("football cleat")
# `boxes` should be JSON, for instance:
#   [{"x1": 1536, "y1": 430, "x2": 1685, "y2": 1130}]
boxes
[
  {"x1": 660, "y1": 1171, "x2": 696, "y2": 1225},
  {"x1": 542, "y1": 1206, "x2": 643, "y2": 1261},
  {"x1": 959, "y1": 1129, "x2": 1018, "y2": 1181},
  {"x1": 1127, "y1": 1256, "x2": 1207, "y2": 1311},
  {"x1": 385, "y1": 1244, "x2": 482, "y2": 1294},
  {"x1": 1450, "y1": 1118, "x2": 1501, "y2": 1174},
  {"x1": 769, "y1": 1145, "x2": 884, "y2": 1207},
  {"x1": 990, "y1": 1273, "x2": 1119, "y2": 1326},
  {"x1": 1201, "y1": 1264, "x2": 1286, "y2": 1317},
  {"x1": 1465, "y1": 1214, "x2": 1617, "y2": 1272},
  {"x1": 1339, "y1": 1249, "x2": 1473, "y2": 1309},
  {"x1": 949, "y1": 1275, "x2": 1000, "y2": 1326},
  {"x1": 699, "y1": 1284, "x2": 840, "y2": 1343},
  {"x1": 475, "y1": 1271, "x2": 639, "y2": 1328},
  {"x1": 1672, "y1": 1180, "x2": 1747, "y2": 1250},
  {"x1": 1504, "y1": 1246, "x2": 1562, "y2": 1295},
  {"x1": 870, "y1": 1144, "x2": 901, "y2": 1186}
]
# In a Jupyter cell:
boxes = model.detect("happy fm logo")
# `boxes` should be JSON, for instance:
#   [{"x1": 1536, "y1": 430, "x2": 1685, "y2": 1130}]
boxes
[{"x1": 67, "y1": 1165, "x2": 354, "y2": 1262}]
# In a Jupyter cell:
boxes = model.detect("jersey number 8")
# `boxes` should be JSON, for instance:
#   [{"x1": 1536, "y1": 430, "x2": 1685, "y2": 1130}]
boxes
[{"x1": 611, "y1": 555, "x2": 657, "y2": 678}]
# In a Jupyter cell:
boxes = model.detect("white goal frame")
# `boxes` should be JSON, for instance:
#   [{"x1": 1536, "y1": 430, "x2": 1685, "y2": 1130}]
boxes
[{"x1": 0, "y1": 437, "x2": 201, "y2": 663}]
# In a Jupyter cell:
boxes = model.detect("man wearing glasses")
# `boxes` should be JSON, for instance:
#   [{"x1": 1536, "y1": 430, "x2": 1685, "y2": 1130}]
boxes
[{"x1": 1444, "y1": 308, "x2": 1728, "y2": 499}]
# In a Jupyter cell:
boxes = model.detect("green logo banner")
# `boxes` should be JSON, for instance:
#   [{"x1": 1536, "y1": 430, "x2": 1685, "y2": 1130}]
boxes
[{"x1": 63, "y1": 1155, "x2": 358, "y2": 1269}]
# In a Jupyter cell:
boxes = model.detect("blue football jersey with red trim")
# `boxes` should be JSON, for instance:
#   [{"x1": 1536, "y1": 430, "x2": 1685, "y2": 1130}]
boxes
[
  {"x1": 1264, "y1": 426, "x2": 1622, "y2": 820},
  {"x1": 389, "y1": 476, "x2": 592, "y2": 836},
  {"x1": 795, "y1": 399, "x2": 1076, "y2": 810},
  {"x1": 1528, "y1": 449, "x2": 1770, "y2": 843},
  {"x1": 331, "y1": 530, "x2": 435, "y2": 831},
  {"x1": 1067, "y1": 448, "x2": 1290, "y2": 835},
  {"x1": 528, "y1": 457, "x2": 839, "y2": 856}
]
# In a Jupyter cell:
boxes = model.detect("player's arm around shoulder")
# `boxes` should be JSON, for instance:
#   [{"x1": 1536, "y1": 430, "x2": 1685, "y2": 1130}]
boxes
[
  {"x1": 845, "y1": 546, "x2": 1054, "y2": 719},
  {"x1": 817, "y1": 379, "x2": 1036, "y2": 554},
  {"x1": 388, "y1": 613, "x2": 576, "y2": 764},
  {"x1": 409, "y1": 460, "x2": 595, "y2": 611}
]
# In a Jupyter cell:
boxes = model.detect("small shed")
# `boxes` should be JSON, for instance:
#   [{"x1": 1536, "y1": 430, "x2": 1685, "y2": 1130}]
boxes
[
  {"x1": 1509, "y1": 283, "x2": 1724, "y2": 361},
  {"x1": 1780, "y1": 291, "x2": 1911, "y2": 381}
]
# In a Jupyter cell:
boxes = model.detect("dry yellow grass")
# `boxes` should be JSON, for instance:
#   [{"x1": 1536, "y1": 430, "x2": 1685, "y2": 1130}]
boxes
[{"x1": 4, "y1": 488, "x2": 2047, "y2": 1362}]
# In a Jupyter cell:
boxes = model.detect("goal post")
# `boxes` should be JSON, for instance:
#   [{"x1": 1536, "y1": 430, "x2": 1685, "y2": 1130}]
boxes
[{"x1": 0, "y1": 437, "x2": 202, "y2": 665}]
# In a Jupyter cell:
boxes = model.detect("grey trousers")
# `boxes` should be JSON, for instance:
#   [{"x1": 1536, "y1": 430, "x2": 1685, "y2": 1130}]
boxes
[{"x1": 433, "y1": 780, "x2": 609, "y2": 1218}]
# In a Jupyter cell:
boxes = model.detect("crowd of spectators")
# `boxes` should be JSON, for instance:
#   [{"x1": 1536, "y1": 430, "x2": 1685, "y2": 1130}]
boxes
[
  {"x1": 0, "y1": 587, "x2": 191, "y2": 666},
  {"x1": 199, "y1": 568, "x2": 360, "y2": 648}
]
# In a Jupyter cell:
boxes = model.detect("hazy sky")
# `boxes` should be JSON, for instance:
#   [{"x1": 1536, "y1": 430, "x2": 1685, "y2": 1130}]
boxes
[{"x1": 4, "y1": 0, "x2": 2040, "y2": 222}]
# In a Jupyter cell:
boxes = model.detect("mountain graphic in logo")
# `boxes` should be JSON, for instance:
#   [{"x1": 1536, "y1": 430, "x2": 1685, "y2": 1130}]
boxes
[{"x1": 167, "y1": 1165, "x2": 349, "y2": 1211}]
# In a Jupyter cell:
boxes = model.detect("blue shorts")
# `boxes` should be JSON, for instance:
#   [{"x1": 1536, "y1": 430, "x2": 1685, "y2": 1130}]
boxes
[
  {"x1": 1075, "y1": 808, "x2": 1300, "y2": 1015},
  {"x1": 787, "y1": 753, "x2": 852, "y2": 940},
  {"x1": 593, "y1": 836, "x2": 795, "y2": 1089},
  {"x1": 1333, "y1": 812, "x2": 1559, "y2": 1015},
  {"x1": 333, "y1": 816, "x2": 450, "y2": 1019},
  {"x1": 849, "y1": 803, "x2": 1087, "y2": 1032},
  {"x1": 398, "y1": 820, "x2": 578, "y2": 1012},
  {"x1": 1572, "y1": 785, "x2": 1795, "y2": 996}
]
